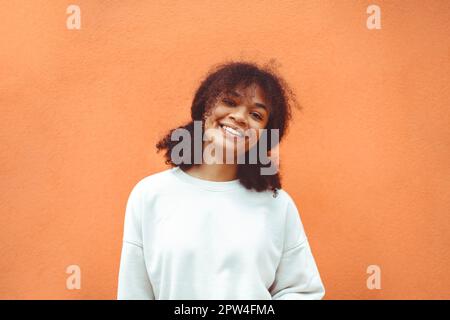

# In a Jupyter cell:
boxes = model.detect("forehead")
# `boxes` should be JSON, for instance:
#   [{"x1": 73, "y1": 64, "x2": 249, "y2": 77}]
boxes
[{"x1": 223, "y1": 84, "x2": 270, "y2": 111}]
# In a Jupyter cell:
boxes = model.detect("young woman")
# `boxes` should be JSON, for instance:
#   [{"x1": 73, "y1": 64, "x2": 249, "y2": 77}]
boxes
[{"x1": 117, "y1": 61, "x2": 325, "y2": 300}]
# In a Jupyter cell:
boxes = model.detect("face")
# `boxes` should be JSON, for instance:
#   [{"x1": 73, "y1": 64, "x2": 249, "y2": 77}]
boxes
[{"x1": 202, "y1": 84, "x2": 270, "y2": 162}]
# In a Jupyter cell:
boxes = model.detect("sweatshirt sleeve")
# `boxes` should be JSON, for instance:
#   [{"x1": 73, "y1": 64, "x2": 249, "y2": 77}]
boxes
[
  {"x1": 269, "y1": 196, "x2": 326, "y2": 300},
  {"x1": 117, "y1": 181, "x2": 155, "y2": 300}
]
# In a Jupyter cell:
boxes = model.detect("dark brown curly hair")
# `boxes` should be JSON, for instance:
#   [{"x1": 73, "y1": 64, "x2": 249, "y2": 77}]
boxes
[{"x1": 156, "y1": 59, "x2": 300, "y2": 193}]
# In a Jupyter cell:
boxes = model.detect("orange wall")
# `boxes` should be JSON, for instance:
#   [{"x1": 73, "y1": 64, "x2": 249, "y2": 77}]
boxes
[{"x1": 0, "y1": 0, "x2": 449, "y2": 299}]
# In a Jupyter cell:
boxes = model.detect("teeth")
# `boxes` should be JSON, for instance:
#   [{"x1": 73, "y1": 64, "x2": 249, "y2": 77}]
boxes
[{"x1": 222, "y1": 125, "x2": 244, "y2": 137}]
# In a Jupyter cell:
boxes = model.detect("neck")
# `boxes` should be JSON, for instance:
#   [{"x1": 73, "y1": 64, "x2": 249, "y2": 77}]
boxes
[{"x1": 183, "y1": 163, "x2": 238, "y2": 182}]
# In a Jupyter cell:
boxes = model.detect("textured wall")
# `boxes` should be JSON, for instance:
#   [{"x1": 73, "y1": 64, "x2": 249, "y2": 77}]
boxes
[{"x1": 0, "y1": 0, "x2": 449, "y2": 299}]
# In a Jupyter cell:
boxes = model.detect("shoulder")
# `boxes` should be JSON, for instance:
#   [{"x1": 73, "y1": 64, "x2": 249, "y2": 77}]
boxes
[
  {"x1": 129, "y1": 167, "x2": 178, "y2": 199},
  {"x1": 274, "y1": 190, "x2": 308, "y2": 248},
  {"x1": 274, "y1": 189, "x2": 303, "y2": 223},
  {"x1": 243, "y1": 187, "x2": 298, "y2": 214},
  {"x1": 277, "y1": 189, "x2": 298, "y2": 207},
  {"x1": 268, "y1": 188, "x2": 297, "y2": 208}
]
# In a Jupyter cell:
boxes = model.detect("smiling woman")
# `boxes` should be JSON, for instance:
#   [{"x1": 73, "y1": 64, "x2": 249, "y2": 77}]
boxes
[
  {"x1": 203, "y1": 84, "x2": 270, "y2": 160},
  {"x1": 156, "y1": 60, "x2": 297, "y2": 191},
  {"x1": 117, "y1": 60, "x2": 326, "y2": 300}
]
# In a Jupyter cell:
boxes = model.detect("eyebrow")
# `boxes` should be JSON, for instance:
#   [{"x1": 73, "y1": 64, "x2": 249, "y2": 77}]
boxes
[{"x1": 229, "y1": 90, "x2": 269, "y2": 112}]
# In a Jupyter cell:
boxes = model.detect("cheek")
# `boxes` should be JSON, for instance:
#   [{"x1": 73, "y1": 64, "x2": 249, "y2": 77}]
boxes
[
  {"x1": 251, "y1": 116, "x2": 268, "y2": 130},
  {"x1": 205, "y1": 108, "x2": 226, "y2": 127},
  {"x1": 211, "y1": 105, "x2": 229, "y2": 118},
  {"x1": 242, "y1": 130, "x2": 261, "y2": 150},
  {"x1": 204, "y1": 114, "x2": 219, "y2": 129},
  {"x1": 246, "y1": 127, "x2": 268, "y2": 149}
]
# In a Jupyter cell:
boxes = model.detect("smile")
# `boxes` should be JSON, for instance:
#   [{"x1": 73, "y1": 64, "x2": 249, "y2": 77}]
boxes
[{"x1": 219, "y1": 124, "x2": 245, "y2": 138}]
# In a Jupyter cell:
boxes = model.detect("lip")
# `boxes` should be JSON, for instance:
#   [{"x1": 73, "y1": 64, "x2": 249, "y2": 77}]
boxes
[{"x1": 219, "y1": 123, "x2": 246, "y2": 136}]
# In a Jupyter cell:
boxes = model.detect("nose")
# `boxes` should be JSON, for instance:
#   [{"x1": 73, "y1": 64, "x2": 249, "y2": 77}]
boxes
[{"x1": 229, "y1": 107, "x2": 248, "y2": 128}]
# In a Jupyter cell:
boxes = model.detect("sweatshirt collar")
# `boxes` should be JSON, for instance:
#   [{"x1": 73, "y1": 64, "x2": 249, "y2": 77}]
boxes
[{"x1": 171, "y1": 166, "x2": 241, "y2": 191}]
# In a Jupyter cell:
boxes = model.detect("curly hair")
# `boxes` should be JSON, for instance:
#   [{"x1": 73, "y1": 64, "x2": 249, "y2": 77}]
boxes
[{"x1": 156, "y1": 59, "x2": 300, "y2": 193}]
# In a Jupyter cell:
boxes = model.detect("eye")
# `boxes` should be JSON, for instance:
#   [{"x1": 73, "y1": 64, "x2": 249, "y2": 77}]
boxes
[
  {"x1": 222, "y1": 98, "x2": 237, "y2": 107},
  {"x1": 251, "y1": 112, "x2": 263, "y2": 121}
]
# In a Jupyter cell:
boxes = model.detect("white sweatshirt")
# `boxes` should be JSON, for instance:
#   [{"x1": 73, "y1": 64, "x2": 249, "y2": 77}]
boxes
[{"x1": 117, "y1": 166, "x2": 325, "y2": 300}]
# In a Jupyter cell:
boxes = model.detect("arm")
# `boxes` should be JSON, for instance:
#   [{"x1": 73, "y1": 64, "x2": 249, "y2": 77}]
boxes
[
  {"x1": 117, "y1": 241, "x2": 155, "y2": 299},
  {"x1": 117, "y1": 180, "x2": 155, "y2": 300},
  {"x1": 269, "y1": 197, "x2": 325, "y2": 300}
]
